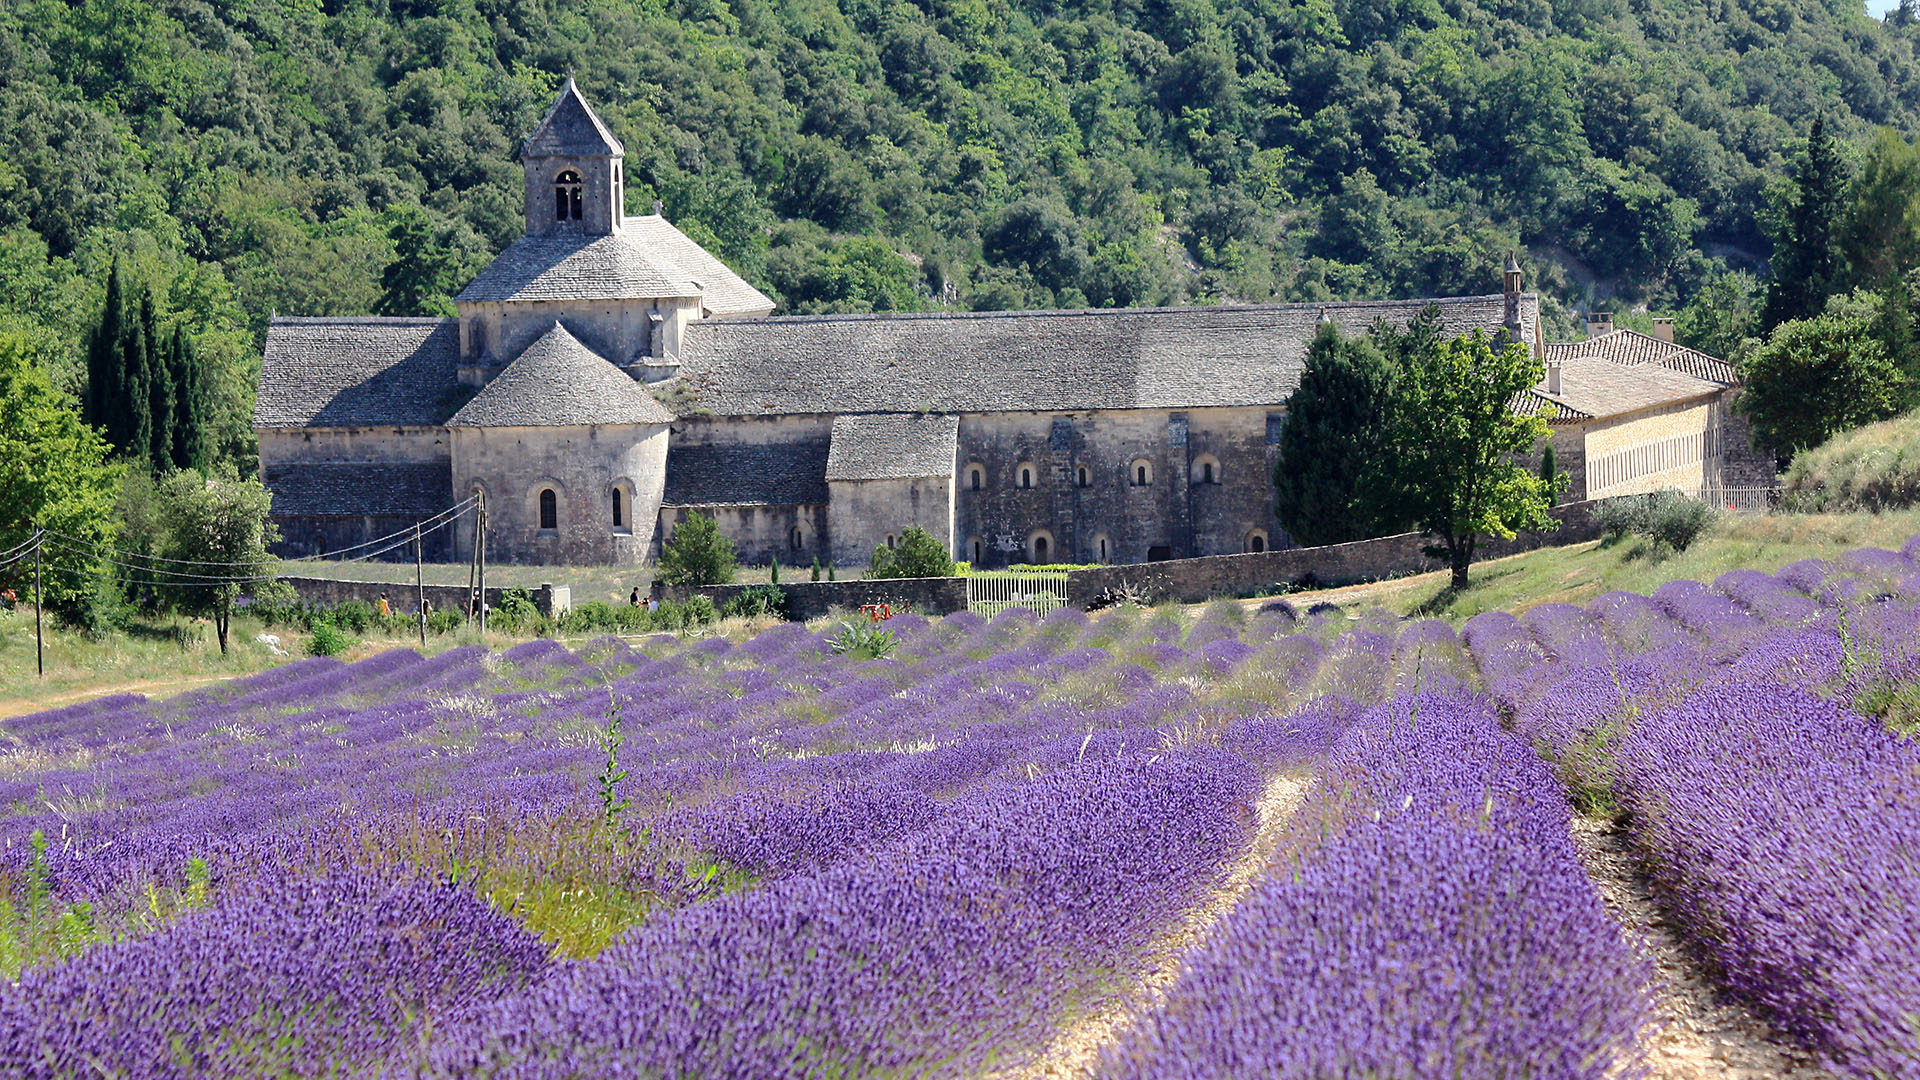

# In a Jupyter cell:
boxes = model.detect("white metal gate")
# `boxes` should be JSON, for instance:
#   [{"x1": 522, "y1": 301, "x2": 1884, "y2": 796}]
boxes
[{"x1": 966, "y1": 571, "x2": 1070, "y2": 616}]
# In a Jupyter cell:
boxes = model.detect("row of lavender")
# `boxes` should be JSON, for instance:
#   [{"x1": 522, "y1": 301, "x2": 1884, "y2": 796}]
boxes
[{"x1": 1464, "y1": 540, "x2": 1920, "y2": 1078}]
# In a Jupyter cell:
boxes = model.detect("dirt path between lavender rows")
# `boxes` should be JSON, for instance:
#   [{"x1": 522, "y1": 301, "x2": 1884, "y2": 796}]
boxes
[
  {"x1": 0, "y1": 674, "x2": 233, "y2": 722},
  {"x1": 988, "y1": 770, "x2": 1314, "y2": 1080},
  {"x1": 1568, "y1": 815, "x2": 1834, "y2": 1080}
]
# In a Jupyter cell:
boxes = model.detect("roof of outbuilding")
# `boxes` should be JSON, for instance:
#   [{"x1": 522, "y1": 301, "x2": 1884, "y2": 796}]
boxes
[
  {"x1": 826, "y1": 413, "x2": 960, "y2": 481},
  {"x1": 454, "y1": 216, "x2": 773, "y2": 313},
  {"x1": 1544, "y1": 330, "x2": 1737, "y2": 385},
  {"x1": 673, "y1": 295, "x2": 1536, "y2": 416},
  {"x1": 263, "y1": 461, "x2": 452, "y2": 518},
  {"x1": 1525, "y1": 351, "x2": 1724, "y2": 423},
  {"x1": 448, "y1": 322, "x2": 674, "y2": 427},
  {"x1": 521, "y1": 77, "x2": 624, "y2": 159},
  {"x1": 254, "y1": 317, "x2": 463, "y2": 428},
  {"x1": 662, "y1": 440, "x2": 831, "y2": 507}
]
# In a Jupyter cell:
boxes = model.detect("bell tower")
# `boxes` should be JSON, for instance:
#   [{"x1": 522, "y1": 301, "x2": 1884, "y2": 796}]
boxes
[{"x1": 521, "y1": 77, "x2": 626, "y2": 238}]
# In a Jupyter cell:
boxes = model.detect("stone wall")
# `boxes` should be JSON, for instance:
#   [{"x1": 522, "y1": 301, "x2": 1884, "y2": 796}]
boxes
[
  {"x1": 277, "y1": 577, "x2": 569, "y2": 617},
  {"x1": 454, "y1": 423, "x2": 668, "y2": 566},
  {"x1": 652, "y1": 576, "x2": 969, "y2": 621},
  {"x1": 1063, "y1": 500, "x2": 1604, "y2": 607},
  {"x1": 828, "y1": 476, "x2": 955, "y2": 567}
]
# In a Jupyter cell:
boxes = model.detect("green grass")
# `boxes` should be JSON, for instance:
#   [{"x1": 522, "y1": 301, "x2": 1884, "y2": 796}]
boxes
[{"x1": 1288, "y1": 508, "x2": 1920, "y2": 624}]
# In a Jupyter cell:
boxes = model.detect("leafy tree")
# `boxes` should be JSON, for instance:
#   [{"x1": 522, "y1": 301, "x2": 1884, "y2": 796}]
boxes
[
  {"x1": 657, "y1": 512, "x2": 737, "y2": 586},
  {"x1": 375, "y1": 204, "x2": 461, "y2": 318},
  {"x1": 0, "y1": 329, "x2": 119, "y2": 624},
  {"x1": 1675, "y1": 270, "x2": 1763, "y2": 365},
  {"x1": 1837, "y1": 129, "x2": 1920, "y2": 290},
  {"x1": 1740, "y1": 313, "x2": 1906, "y2": 459},
  {"x1": 1273, "y1": 321, "x2": 1401, "y2": 546},
  {"x1": 154, "y1": 469, "x2": 277, "y2": 655},
  {"x1": 1378, "y1": 330, "x2": 1559, "y2": 589},
  {"x1": 870, "y1": 526, "x2": 956, "y2": 578},
  {"x1": 1762, "y1": 115, "x2": 1850, "y2": 332}
]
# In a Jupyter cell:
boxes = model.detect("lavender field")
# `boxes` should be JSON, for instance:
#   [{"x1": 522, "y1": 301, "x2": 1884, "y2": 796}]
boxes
[{"x1": 3, "y1": 542, "x2": 1920, "y2": 1078}]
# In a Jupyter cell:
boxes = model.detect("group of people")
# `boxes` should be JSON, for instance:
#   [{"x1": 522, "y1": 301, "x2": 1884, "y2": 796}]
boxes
[{"x1": 629, "y1": 588, "x2": 658, "y2": 612}]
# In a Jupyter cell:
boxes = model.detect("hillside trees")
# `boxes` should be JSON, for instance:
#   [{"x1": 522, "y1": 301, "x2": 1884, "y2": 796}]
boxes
[
  {"x1": 1740, "y1": 312, "x2": 1906, "y2": 460},
  {"x1": 1762, "y1": 115, "x2": 1850, "y2": 333},
  {"x1": 81, "y1": 263, "x2": 218, "y2": 471}
]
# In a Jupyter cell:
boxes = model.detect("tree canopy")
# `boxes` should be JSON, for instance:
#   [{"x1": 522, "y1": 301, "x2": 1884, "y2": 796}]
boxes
[
  {"x1": 154, "y1": 470, "x2": 277, "y2": 654},
  {"x1": 870, "y1": 526, "x2": 956, "y2": 579},
  {"x1": 658, "y1": 512, "x2": 738, "y2": 587},
  {"x1": 1273, "y1": 320, "x2": 1401, "y2": 547}
]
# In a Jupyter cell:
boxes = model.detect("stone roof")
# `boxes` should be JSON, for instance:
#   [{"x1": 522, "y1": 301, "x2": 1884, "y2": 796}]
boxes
[
  {"x1": 674, "y1": 295, "x2": 1536, "y2": 416},
  {"x1": 1545, "y1": 330, "x2": 1736, "y2": 385},
  {"x1": 263, "y1": 462, "x2": 451, "y2": 518},
  {"x1": 1524, "y1": 352, "x2": 1724, "y2": 423},
  {"x1": 255, "y1": 317, "x2": 462, "y2": 428},
  {"x1": 449, "y1": 322, "x2": 673, "y2": 427},
  {"x1": 662, "y1": 441, "x2": 831, "y2": 507},
  {"x1": 521, "y1": 77, "x2": 623, "y2": 159},
  {"x1": 826, "y1": 414, "x2": 960, "y2": 481},
  {"x1": 455, "y1": 216, "x2": 773, "y2": 314}
]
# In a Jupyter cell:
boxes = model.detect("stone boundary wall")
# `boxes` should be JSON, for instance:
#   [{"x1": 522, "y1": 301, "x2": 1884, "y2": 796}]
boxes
[
  {"x1": 652, "y1": 576, "x2": 969, "y2": 621},
  {"x1": 277, "y1": 577, "x2": 568, "y2": 617},
  {"x1": 1063, "y1": 500, "x2": 1603, "y2": 608}
]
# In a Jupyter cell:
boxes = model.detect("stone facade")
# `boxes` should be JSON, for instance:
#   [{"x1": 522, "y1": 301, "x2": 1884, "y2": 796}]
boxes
[{"x1": 452, "y1": 423, "x2": 668, "y2": 565}]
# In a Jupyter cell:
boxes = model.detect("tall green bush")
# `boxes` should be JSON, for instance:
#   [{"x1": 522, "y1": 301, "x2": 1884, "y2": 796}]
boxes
[
  {"x1": 869, "y1": 526, "x2": 955, "y2": 578},
  {"x1": 658, "y1": 513, "x2": 738, "y2": 587}
]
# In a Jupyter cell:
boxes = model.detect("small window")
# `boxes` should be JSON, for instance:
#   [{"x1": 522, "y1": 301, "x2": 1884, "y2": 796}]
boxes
[
  {"x1": 1193, "y1": 454, "x2": 1223, "y2": 485},
  {"x1": 1017, "y1": 463, "x2": 1035, "y2": 490},
  {"x1": 1094, "y1": 534, "x2": 1112, "y2": 562},
  {"x1": 555, "y1": 170, "x2": 583, "y2": 221},
  {"x1": 790, "y1": 526, "x2": 805, "y2": 551},
  {"x1": 538, "y1": 488, "x2": 558, "y2": 531},
  {"x1": 968, "y1": 464, "x2": 985, "y2": 491},
  {"x1": 1246, "y1": 529, "x2": 1269, "y2": 554},
  {"x1": 1076, "y1": 465, "x2": 1091, "y2": 488},
  {"x1": 1204, "y1": 462, "x2": 1215, "y2": 483},
  {"x1": 885, "y1": 533, "x2": 897, "y2": 549},
  {"x1": 1028, "y1": 531, "x2": 1054, "y2": 564},
  {"x1": 1131, "y1": 458, "x2": 1154, "y2": 486},
  {"x1": 1033, "y1": 536, "x2": 1049, "y2": 563},
  {"x1": 611, "y1": 488, "x2": 624, "y2": 528},
  {"x1": 969, "y1": 536, "x2": 983, "y2": 563},
  {"x1": 314, "y1": 533, "x2": 327, "y2": 557}
]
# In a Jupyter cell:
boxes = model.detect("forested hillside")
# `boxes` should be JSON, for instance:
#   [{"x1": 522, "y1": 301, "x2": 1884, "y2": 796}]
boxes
[{"x1": 5, "y1": 0, "x2": 1920, "y2": 456}]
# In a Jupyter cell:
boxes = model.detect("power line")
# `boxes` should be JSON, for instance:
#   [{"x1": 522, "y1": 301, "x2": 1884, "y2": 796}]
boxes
[{"x1": 38, "y1": 496, "x2": 476, "y2": 568}]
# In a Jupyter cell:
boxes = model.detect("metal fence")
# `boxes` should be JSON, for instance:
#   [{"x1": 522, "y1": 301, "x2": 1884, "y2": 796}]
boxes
[
  {"x1": 1680, "y1": 486, "x2": 1782, "y2": 514},
  {"x1": 966, "y1": 570, "x2": 1070, "y2": 616}
]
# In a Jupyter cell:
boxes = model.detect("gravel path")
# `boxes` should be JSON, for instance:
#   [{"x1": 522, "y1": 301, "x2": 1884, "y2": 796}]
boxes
[
  {"x1": 987, "y1": 770, "x2": 1313, "y2": 1080},
  {"x1": 1568, "y1": 814, "x2": 1834, "y2": 1079}
]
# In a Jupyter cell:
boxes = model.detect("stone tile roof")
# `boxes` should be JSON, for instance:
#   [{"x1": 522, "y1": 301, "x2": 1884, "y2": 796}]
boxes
[
  {"x1": 1545, "y1": 330, "x2": 1737, "y2": 385},
  {"x1": 449, "y1": 322, "x2": 673, "y2": 427},
  {"x1": 455, "y1": 216, "x2": 772, "y2": 314},
  {"x1": 674, "y1": 295, "x2": 1536, "y2": 416},
  {"x1": 521, "y1": 77, "x2": 623, "y2": 158},
  {"x1": 662, "y1": 441, "x2": 830, "y2": 507},
  {"x1": 825, "y1": 413, "x2": 960, "y2": 481},
  {"x1": 1526, "y1": 352, "x2": 1724, "y2": 423},
  {"x1": 255, "y1": 317, "x2": 462, "y2": 428},
  {"x1": 263, "y1": 461, "x2": 451, "y2": 517}
]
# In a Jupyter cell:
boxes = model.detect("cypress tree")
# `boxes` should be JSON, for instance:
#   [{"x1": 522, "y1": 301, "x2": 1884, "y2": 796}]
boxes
[
  {"x1": 141, "y1": 292, "x2": 173, "y2": 468},
  {"x1": 168, "y1": 326, "x2": 207, "y2": 470},
  {"x1": 1273, "y1": 321, "x2": 1402, "y2": 547},
  {"x1": 1762, "y1": 114, "x2": 1849, "y2": 331},
  {"x1": 120, "y1": 287, "x2": 152, "y2": 465},
  {"x1": 1540, "y1": 442, "x2": 1559, "y2": 506},
  {"x1": 84, "y1": 262, "x2": 124, "y2": 435}
]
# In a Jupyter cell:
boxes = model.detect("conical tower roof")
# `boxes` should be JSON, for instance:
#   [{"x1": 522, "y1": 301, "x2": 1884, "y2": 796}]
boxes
[
  {"x1": 521, "y1": 76, "x2": 624, "y2": 159},
  {"x1": 449, "y1": 322, "x2": 671, "y2": 427}
]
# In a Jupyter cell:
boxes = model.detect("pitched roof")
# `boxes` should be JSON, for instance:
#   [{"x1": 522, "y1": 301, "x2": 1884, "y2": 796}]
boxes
[
  {"x1": 448, "y1": 323, "x2": 674, "y2": 427},
  {"x1": 826, "y1": 414, "x2": 959, "y2": 481},
  {"x1": 1545, "y1": 329, "x2": 1736, "y2": 385},
  {"x1": 674, "y1": 295, "x2": 1536, "y2": 417},
  {"x1": 454, "y1": 216, "x2": 773, "y2": 314},
  {"x1": 263, "y1": 462, "x2": 451, "y2": 517},
  {"x1": 521, "y1": 77, "x2": 623, "y2": 159},
  {"x1": 662, "y1": 440, "x2": 831, "y2": 507},
  {"x1": 1526, "y1": 351, "x2": 1724, "y2": 423},
  {"x1": 255, "y1": 317, "x2": 462, "y2": 428}
]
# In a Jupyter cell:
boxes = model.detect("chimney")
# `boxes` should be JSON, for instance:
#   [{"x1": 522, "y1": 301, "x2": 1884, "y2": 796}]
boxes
[
  {"x1": 1651, "y1": 317, "x2": 1675, "y2": 344},
  {"x1": 1585, "y1": 312, "x2": 1614, "y2": 338},
  {"x1": 1502, "y1": 252, "x2": 1523, "y2": 342},
  {"x1": 1546, "y1": 359, "x2": 1562, "y2": 396},
  {"x1": 652, "y1": 199, "x2": 665, "y2": 217}
]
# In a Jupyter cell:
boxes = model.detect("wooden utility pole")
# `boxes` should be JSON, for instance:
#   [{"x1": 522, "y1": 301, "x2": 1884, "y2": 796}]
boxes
[
  {"x1": 465, "y1": 504, "x2": 479, "y2": 627},
  {"x1": 31, "y1": 526, "x2": 43, "y2": 677},
  {"x1": 414, "y1": 522, "x2": 427, "y2": 648},
  {"x1": 477, "y1": 492, "x2": 488, "y2": 637}
]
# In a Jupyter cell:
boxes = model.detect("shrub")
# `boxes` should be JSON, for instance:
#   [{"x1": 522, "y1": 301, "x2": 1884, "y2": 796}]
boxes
[
  {"x1": 309, "y1": 621, "x2": 354, "y2": 657},
  {"x1": 1643, "y1": 491, "x2": 1717, "y2": 552},
  {"x1": 659, "y1": 513, "x2": 738, "y2": 586},
  {"x1": 1592, "y1": 497, "x2": 1643, "y2": 541},
  {"x1": 426, "y1": 609, "x2": 462, "y2": 635},
  {"x1": 869, "y1": 526, "x2": 955, "y2": 579},
  {"x1": 723, "y1": 585, "x2": 787, "y2": 620},
  {"x1": 829, "y1": 620, "x2": 898, "y2": 660}
]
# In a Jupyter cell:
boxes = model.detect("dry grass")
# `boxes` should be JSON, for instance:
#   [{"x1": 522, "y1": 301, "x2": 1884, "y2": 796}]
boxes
[{"x1": 1782, "y1": 409, "x2": 1920, "y2": 513}]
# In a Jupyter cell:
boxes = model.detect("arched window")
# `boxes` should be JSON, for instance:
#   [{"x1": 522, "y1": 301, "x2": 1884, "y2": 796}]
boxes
[
  {"x1": 1031, "y1": 534, "x2": 1050, "y2": 563},
  {"x1": 1093, "y1": 534, "x2": 1112, "y2": 562},
  {"x1": 1017, "y1": 463, "x2": 1035, "y2": 490},
  {"x1": 1193, "y1": 454, "x2": 1223, "y2": 485},
  {"x1": 314, "y1": 533, "x2": 327, "y2": 557},
  {"x1": 1076, "y1": 465, "x2": 1091, "y2": 488},
  {"x1": 969, "y1": 536, "x2": 983, "y2": 563},
  {"x1": 967, "y1": 464, "x2": 985, "y2": 490},
  {"x1": 538, "y1": 488, "x2": 559, "y2": 532},
  {"x1": 611, "y1": 488, "x2": 625, "y2": 529},
  {"x1": 1130, "y1": 459, "x2": 1153, "y2": 486},
  {"x1": 885, "y1": 532, "x2": 897, "y2": 549},
  {"x1": 554, "y1": 170, "x2": 583, "y2": 221},
  {"x1": 1245, "y1": 529, "x2": 1269, "y2": 554},
  {"x1": 790, "y1": 525, "x2": 805, "y2": 552}
]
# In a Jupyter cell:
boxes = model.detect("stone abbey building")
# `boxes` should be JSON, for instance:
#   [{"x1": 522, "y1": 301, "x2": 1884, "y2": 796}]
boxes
[{"x1": 256, "y1": 82, "x2": 1765, "y2": 568}]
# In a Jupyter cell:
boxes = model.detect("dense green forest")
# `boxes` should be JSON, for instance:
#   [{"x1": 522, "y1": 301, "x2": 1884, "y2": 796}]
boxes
[{"x1": 6, "y1": 0, "x2": 1920, "y2": 462}]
